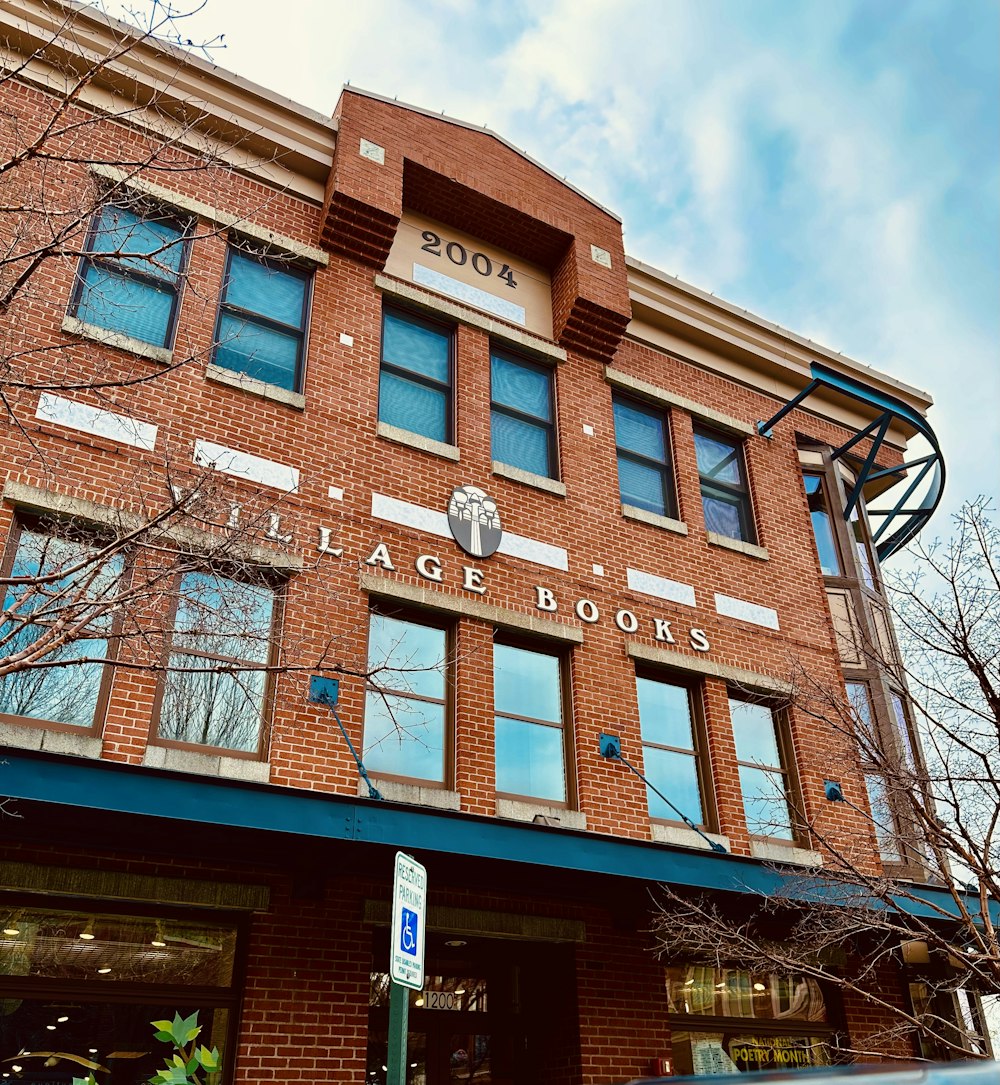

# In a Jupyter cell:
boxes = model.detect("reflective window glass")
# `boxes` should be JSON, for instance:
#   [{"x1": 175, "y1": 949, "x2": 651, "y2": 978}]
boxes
[
  {"x1": 379, "y1": 309, "x2": 452, "y2": 442},
  {"x1": 614, "y1": 396, "x2": 675, "y2": 517},
  {"x1": 0, "y1": 525, "x2": 123, "y2": 729},
  {"x1": 494, "y1": 643, "x2": 565, "y2": 801},
  {"x1": 803, "y1": 474, "x2": 842, "y2": 575},
  {"x1": 71, "y1": 203, "x2": 187, "y2": 347},
  {"x1": 730, "y1": 697, "x2": 794, "y2": 839},
  {"x1": 364, "y1": 614, "x2": 448, "y2": 784},
  {"x1": 490, "y1": 351, "x2": 556, "y2": 478},
  {"x1": 157, "y1": 571, "x2": 275, "y2": 754},
  {"x1": 694, "y1": 428, "x2": 753, "y2": 542}
]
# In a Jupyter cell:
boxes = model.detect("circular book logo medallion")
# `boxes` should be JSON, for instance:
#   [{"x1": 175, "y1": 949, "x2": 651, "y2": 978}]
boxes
[{"x1": 447, "y1": 486, "x2": 502, "y2": 559}]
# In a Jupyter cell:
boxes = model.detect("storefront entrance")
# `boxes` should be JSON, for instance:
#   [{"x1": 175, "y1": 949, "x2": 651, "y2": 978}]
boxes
[{"x1": 366, "y1": 931, "x2": 577, "y2": 1085}]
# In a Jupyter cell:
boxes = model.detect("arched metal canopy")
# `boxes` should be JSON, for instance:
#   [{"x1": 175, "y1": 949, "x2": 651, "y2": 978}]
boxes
[{"x1": 757, "y1": 361, "x2": 945, "y2": 562}]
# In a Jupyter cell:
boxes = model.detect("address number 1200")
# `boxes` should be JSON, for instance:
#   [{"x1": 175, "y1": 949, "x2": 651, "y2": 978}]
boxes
[{"x1": 420, "y1": 231, "x2": 517, "y2": 289}]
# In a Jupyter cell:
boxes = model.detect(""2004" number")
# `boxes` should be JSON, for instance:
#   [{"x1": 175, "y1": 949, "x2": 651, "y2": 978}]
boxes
[{"x1": 420, "y1": 231, "x2": 517, "y2": 289}]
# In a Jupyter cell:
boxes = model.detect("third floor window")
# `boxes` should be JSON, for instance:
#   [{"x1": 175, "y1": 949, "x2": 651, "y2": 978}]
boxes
[
  {"x1": 491, "y1": 349, "x2": 557, "y2": 479},
  {"x1": 213, "y1": 247, "x2": 311, "y2": 392},
  {"x1": 378, "y1": 307, "x2": 453, "y2": 444},
  {"x1": 613, "y1": 395, "x2": 677, "y2": 519}
]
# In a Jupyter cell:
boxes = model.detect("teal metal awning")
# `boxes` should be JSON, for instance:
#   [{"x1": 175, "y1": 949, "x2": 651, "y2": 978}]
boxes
[
  {"x1": 2, "y1": 748, "x2": 993, "y2": 926},
  {"x1": 757, "y1": 362, "x2": 945, "y2": 560}
]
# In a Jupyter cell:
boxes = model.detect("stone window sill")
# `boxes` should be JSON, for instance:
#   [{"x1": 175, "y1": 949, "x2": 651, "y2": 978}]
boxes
[
  {"x1": 651, "y1": 822, "x2": 730, "y2": 851},
  {"x1": 0, "y1": 720, "x2": 102, "y2": 759},
  {"x1": 706, "y1": 531, "x2": 769, "y2": 561},
  {"x1": 62, "y1": 315, "x2": 172, "y2": 365},
  {"x1": 622, "y1": 504, "x2": 688, "y2": 535},
  {"x1": 751, "y1": 839, "x2": 823, "y2": 867},
  {"x1": 142, "y1": 744, "x2": 270, "y2": 784},
  {"x1": 496, "y1": 798, "x2": 586, "y2": 830},
  {"x1": 377, "y1": 421, "x2": 460, "y2": 462},
  {"x1": 492, "y1": 461, "x2": 566, "y2": 497},
  {"x1": 360, "y1": 777, "x2": 461, "y2": 811},
  {"x1": 205, "y1": 364, "x2": 305, "y2": 409}
]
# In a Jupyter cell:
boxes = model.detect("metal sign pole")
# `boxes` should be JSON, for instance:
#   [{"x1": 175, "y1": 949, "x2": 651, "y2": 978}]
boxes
[
  {"x1": 388, "y1": 851, "x2": 426, "y2": 1085},
  {"x1": 386, "y1": 978, "x2": 410, "y2": 1085}
]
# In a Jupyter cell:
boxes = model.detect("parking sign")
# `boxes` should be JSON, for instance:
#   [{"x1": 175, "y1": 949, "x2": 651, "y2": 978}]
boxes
[{"x1": 390, "y1": 851, "x2": 426, "y2": 989}]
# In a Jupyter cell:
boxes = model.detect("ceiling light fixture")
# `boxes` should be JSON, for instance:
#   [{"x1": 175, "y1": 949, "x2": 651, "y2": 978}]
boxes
[
  {"x1": 97, "y1": 966, "x2": 112, "y2": 974},
  {"x1": 2, "y1": 928, "x2": 19, "y2": 937},
  {"x1": 57, "y1": 1016, "x2": 69, "y2": 1023},
  {"x1": 444, "y1": 939, "x2": 467, "y2": 947},
  {"x1": 753, "y1": 982, "x2": 766, "y2": 991}
]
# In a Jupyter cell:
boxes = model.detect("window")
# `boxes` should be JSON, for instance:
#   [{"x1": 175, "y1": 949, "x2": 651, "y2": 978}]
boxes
[
  {"x1": 636, "y1": 675, "x2": 706, "y2": 824},
  {"x1": 0, "y1": 901, "x2": 241, "y2": 1083},
  {"x1": 802, "y1": 473, "x2": 841, "y2": 576},
  {"x1": 694, "y1": 427, "x2": 754, "y2": 542},
  {"x1": 493, "y1": 641, "x2": 567, "y2": 802},
  {"x1": 848, "y1": 499, "x2": 879, "y2": 590},
  {"x1": 363, "y1": 612, "x2": 449, "y2": 784},
  {"x1": 613, "y1": 395, "x2": 676, "y2": 518},
  {"x1": 0, "y1": 522, "x2": 122, "y2": 730},
  {"x1": 666, "y1": 966, "x2": 834, "y2": 1075},
  {"x1": 156, "y1": 570, "x2": 276, "y2": 755},
  {"x1": 491, "y1": 349, "x2": 557, "y2": 479},
  {"x1": 212, "y1": 246, "x2": 311, "y2": 392},
  {"x1": 379, "y1": 307, "x2": 453, "y2": 443},
  {"x1": 729, "y1": 697, "x2": 795, "y2": 839},
  {"x1": 70, "y1": 202, "x2": 188, "y2": 347}
]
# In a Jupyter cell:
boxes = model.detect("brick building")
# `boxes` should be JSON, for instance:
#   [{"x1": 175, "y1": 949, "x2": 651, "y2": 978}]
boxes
[{"x1": 0, "y1": 3, "x2": 976, "y2": 1083}]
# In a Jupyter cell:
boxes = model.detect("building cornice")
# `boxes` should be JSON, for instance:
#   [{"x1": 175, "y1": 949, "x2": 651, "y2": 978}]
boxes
[
  {"x1": 625, "y1": 254, "x2": 933, "y2": 430},
  {"x1": 0, "y1": 0, "x2": 337, "y2": 200}
]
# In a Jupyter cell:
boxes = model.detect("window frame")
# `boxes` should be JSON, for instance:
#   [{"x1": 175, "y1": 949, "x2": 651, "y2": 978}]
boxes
[
  {"x1": 728, "y1": 694, "x2": 801, "y2": 843},
  {"x1": 693, "y1": 425, "x2": 756, "y2": 543},
  {"x1": 613, "y1": 393, "x2": 678, "y2": 520},
  {"x1": 378, "y1": 305, "x2": 455, "y2": 445},
  {"x1": 68, "y1": 199, "x2": 191, "y2": 350},
  {"x1": 149, "y1": 565, "x2": 282, "y2": 760},
  {"x1": 211, "y1": 242, "x2": 313, "y2": 394},
  {"x1": 492, "y1": 632, "x2": 574, "y2": 807},
  {"x1": 635, "y1": 668, "x2": 713, "y2": 830},
  {"x1": 0, "y1": 514, "x2": 124, "y2": 736},
  {"x1": 361, "y1": 605, "x2": 454, "y2": 789},
  {"x1": 490, "y1": 346, "x2": 559, "y2": 480}
]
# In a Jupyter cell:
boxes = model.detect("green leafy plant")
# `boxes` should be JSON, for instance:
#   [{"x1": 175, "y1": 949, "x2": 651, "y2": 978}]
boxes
[{"x1": 72, "y1": 1011, "x2": 220, "y2": 1085}]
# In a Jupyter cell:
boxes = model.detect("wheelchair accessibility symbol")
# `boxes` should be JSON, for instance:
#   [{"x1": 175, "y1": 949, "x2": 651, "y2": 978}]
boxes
[{"x1": 399, "y1": 906, "x2": 418, "y2": 957}]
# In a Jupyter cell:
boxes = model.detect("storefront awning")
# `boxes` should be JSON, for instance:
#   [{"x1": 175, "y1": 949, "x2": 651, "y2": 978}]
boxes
[{"x1": 2, "y1": 748, "x2": 993, "y2": 926}]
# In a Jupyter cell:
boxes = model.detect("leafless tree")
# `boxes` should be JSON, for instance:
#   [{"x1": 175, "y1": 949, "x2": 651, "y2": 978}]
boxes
[
  {"x1": 0, "y1": 1, "x2": 441, "y2": 793},
  {"x1": 651, "y1": 500, "x2": 999, "y2": 1062}
]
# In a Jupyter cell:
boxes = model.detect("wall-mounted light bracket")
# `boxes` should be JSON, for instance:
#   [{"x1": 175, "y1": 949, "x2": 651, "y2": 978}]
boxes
[
  {"x1": 599, "y1": 732, "x2": 622, "y2": 759},
  {"x1": 598, "y1": 732, "x2": 726, "y2": 854},
  {"x1": 823, "y1": 779, "x2": 845, "y2": 802},
  {"x1": 308, "y1": 674, "x2": 381, "y2": 800}
]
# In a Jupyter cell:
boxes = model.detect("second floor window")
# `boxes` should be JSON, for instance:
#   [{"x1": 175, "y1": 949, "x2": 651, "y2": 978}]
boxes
[
  {"x1": 379, "y1": 308, "x2": 453, "y2": 443},
  {"x1": 70, "y1": 203, "x2": 187, "y2": 347},
  {"x1": 694, "y1": 427, "x2": 754, "y2": 543},
  {"x1": 614, "y1": 396, "x2": 677, "y2": 518},
  {"x1": 156, "y1": 570, "x2": 276, "y2": 755},
  {"x1": 363, "y1": 612, "x2": 449, "y2": 785},
  {"x1": 213, "y1": 247, "x2": 311, "y2": 392},
  {"x1": 494, "y1": 641, "x2": 567, "y2": 803},
  {"x1": 491, "y1": 349, "x2": 557, "y2": 479},
  {"x1": 636, "y1": 674, "x2": 705, "y2": 825},
  {"x1": 729, "y1": 696, "x2": 795, "y2": 839},
  {"x1": 0, "y1": 522, "x2": 122, "y2": 730}
]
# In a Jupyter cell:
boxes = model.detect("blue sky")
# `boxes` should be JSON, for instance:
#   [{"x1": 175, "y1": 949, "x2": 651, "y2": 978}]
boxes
[{"x1": 167, "y1": 0, "x2": 998, "y2": 537}]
